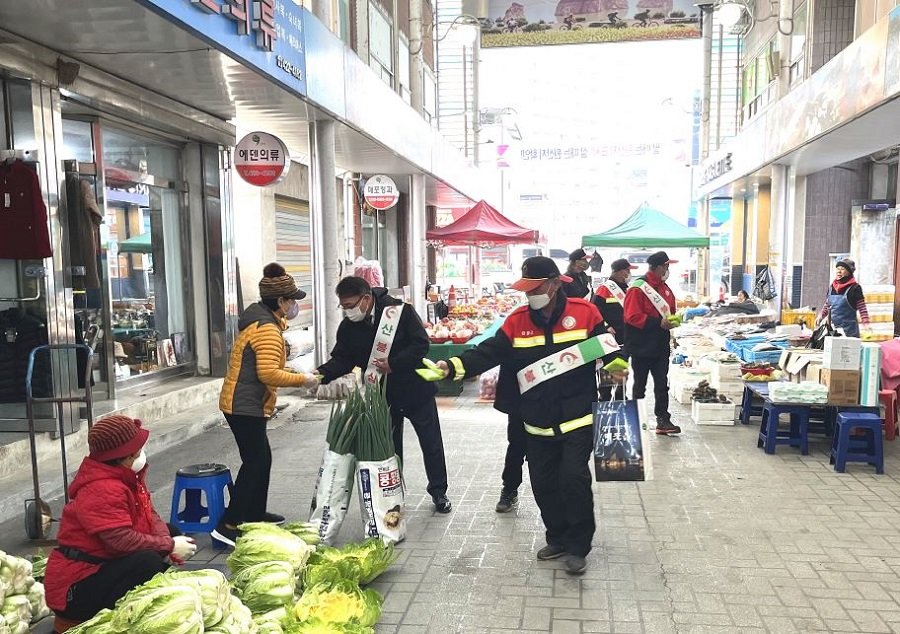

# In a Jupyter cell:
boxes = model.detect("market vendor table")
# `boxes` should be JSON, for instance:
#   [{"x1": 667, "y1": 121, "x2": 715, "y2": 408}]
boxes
[
  {"x1": 426, "y1": 319, "x2": 503, "y2": 396},
  {"x1": 739, "y1": 381, "x2": 878, "y2": 436}
]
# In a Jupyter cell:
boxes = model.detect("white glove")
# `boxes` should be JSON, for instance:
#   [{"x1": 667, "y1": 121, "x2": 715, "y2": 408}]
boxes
[
  {"x1": 299, "y1": 373, "x2": 320, "y2": 389},
  {"x1": 172, "y1": 535, "x2": 197, "y2": 559}
]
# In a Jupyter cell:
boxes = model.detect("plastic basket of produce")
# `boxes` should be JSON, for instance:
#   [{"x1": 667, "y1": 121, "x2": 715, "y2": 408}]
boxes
[
  {"x1": 429, "y1": 337, "x2": 450, "y2": 344},
  {"x1": 450, "y1": 336, "x2": 472, "y2": 344}
]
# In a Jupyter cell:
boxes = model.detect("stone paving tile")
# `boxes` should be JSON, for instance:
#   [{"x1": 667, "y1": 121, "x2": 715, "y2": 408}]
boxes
[{"x1": 11, "y1": 381, "x2": 900, "y2": 632}]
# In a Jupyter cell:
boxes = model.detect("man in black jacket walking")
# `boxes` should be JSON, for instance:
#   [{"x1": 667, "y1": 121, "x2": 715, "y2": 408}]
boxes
[
  {"x1": 561, "y1": 248, "x2": 593, "y2": 299},
  {"x1": 317, "y1": 277, "x2": 451, "y2": 513}
]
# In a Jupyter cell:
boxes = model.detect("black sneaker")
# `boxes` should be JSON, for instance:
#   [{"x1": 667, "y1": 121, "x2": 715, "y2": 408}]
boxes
[
  {"x1": 211, "y1": 523, "x2": 241, "y2": 548},
  {"x1": 495, "y1": 489, "x2": 518, "y2": 513},
  {"x1": 433, "y1": 495, "x2": 453, "y2": 514},
  {"x1": 565, "y1": 554, "x2": 588, "y2": 575},
  {"x1": 655, "y1": 420, "x2": 681, "y2": 435},
  {"x1": 536, "y1": 544, "x2": 566, "y2": 560},
  {"x1": 262, "y1": 512, "x2": 286, "y2": 525}
]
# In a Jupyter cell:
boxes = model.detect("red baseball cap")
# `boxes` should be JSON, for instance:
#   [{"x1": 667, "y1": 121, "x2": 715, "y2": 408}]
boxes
[{"x1": 510, "y1": 256, "x2": 573, "y2": 292}]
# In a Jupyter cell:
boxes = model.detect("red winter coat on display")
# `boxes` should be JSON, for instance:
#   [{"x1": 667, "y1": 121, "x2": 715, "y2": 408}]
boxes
[
  {"x1": 44, "y1": 458, "x2": 173, "y2": 612},
  {"x1": 0, "y1": 160, "x2": 52, "y2": 259}
]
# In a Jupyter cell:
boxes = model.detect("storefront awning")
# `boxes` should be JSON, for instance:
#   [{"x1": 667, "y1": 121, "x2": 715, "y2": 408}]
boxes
[
  {"x1": 118, "y1": 232, "x2": 152, "y2": 254},
  {"x1": 582, "y1": 204, "x2": 710, "y2": 248},
  {"x1": 426, "y1": 200, "x2": 540, "y2": 246}
]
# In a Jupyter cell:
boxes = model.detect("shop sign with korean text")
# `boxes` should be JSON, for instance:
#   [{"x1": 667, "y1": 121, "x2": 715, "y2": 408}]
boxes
[
  {"x1": 364, "y1": 175, "x2": 400, "y2": 210},
  {"x1": 236, "y1": 132, "x2": 290, "y2": 186},
  {"x1": 138, "y1": 0, "x2": 307, "y2": 96}
]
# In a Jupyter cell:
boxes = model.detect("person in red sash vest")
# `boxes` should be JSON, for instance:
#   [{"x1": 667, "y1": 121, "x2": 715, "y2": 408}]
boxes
[
  {"x1": 624, "y1": 251, "x2": 681, "y2": 435},
  {"x1": 435, "y1": 257, "x2": 625, "y2": 575}
]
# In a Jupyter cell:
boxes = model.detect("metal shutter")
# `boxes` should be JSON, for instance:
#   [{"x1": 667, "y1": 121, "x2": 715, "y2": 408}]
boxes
[{"x1": 275, "y1": 197, "x2": 313, "y2": 327}]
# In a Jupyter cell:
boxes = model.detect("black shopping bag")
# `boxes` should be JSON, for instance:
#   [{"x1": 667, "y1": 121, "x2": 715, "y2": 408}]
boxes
[{"x1": 592, "y1": 400, "x2": 652, "y2": 482}]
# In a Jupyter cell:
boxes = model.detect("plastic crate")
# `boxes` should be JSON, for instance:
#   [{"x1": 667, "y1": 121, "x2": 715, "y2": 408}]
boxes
[
  {"x1": 740, "y1": 348, "x2": 785, "y2": 364},
  {"x1": 781, "y1": 310, "x2": 815, "y2": 326}
]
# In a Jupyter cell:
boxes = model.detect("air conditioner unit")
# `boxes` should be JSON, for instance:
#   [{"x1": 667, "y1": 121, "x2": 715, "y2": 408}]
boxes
[{"x1": 479, "y1": 110, "x2": 502, "y2": 126}]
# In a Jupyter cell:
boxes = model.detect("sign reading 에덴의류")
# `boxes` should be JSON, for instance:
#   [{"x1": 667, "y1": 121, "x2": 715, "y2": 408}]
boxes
[{"x1": 235, "y1": 132, "x2": 289, "y2": 186}]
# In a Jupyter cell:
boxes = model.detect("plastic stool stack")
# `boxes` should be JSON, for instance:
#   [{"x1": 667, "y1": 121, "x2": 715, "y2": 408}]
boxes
[
  {"x1": 830, "y1": 412, "x2": 884, "y2": 474},
  {"x1": 757, "y1": 402, "x2": 809, "y2": 455},
  {"x1": 169, "y1": 463, "x2": 232, "y2": 534},
  {"x1": 879, "y1": 389, "x2": 898, "y2": 441}
]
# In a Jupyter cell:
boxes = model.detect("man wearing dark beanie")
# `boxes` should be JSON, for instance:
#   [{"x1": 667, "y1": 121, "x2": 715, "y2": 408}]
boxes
[{"x1": 44, "y1": 415, "x2": 197, "y2": 623}]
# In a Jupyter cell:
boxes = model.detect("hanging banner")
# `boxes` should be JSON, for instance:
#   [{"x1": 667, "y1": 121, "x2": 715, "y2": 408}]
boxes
[{"x1": 235, "y1": 132, "x2": 290, "y2": 186}]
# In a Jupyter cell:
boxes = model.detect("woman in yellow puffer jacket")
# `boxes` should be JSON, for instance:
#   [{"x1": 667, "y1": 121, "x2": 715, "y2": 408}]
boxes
[{"x1": 213, "y1": 263, "x2": 318, "y2": 547}]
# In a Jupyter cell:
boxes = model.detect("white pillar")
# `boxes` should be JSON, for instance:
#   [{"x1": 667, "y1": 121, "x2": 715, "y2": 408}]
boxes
[
  {"x1": 409, "y1": 0, "x2": 425, "y2": 114},
  {"x1": 407, "y1": 174, "x2": 427, "y2": 317},
  {"x1": 768, "y1": 164, "x2": 791, "y2": 315},
  {"x1": 309, "y1": 120, "x2": 343, "y2": 363}
]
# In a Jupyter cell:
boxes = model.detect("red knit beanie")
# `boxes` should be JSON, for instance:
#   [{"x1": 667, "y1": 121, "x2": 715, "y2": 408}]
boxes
[{"x1": 88, "y1": 415, "x2": 149, "y2": 462}]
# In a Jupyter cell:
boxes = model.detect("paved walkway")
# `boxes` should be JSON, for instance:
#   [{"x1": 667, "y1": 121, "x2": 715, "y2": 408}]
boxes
[{"x1": 6, "y1": 383, "x2": 900, "y2": 633}]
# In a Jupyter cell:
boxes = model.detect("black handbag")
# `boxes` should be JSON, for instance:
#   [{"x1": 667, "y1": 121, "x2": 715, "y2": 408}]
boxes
[{"x1": 806, "y1": 317, "x2": 839, "y2": 349}]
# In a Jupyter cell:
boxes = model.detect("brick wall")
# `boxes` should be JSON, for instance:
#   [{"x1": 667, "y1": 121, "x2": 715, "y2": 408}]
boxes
[
  {"x1": 809, "y1": 0, "x2": 856, "y2": 73},
  {"x1": 801, "y1": 159, "x2": 869, "y2": 307}
]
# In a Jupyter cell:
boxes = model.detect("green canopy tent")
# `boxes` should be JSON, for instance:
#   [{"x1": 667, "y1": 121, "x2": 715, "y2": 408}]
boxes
[
  {"x1": 117, "y1": 232, "x2": 153, "y2": 254},
  {"x1": 581, "y1": 204, "x2": 710, "y2": 248}
]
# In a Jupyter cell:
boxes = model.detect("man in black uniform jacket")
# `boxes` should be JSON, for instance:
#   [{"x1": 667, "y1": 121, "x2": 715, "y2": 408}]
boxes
[{"x1": 317, "y1": 276, "x2": 452, "y2": 513}]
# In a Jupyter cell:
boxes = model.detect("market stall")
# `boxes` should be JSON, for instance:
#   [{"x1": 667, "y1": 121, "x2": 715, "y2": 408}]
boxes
[{"x1": 427, "y1": 199, "x2": 540, "y2": 303}]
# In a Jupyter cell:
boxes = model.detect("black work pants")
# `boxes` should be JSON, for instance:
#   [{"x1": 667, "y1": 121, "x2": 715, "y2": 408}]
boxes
[
  {"x1": 631, "y1": 355, "x2": 671, "y2": 420},
  {"x1": 526, "y1": 428, "x2": 595, "y2": 557},
  {"x1": 501, "y1": 414, "x2": 527, "y2": 492},
  {"x1": 221, "y1": 413, "x2": 271, "y2": 526},
  {"x1": 61, "y1": 524, "x2": 181, "y2": 621},
  {"x1": 391, "y1": 398, "x2": 449, "y2": 499}
]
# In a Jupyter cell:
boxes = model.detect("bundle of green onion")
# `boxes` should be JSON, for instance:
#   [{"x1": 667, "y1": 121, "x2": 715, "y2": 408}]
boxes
[{"x1": 349, "y1": 386, "x2": 394, "y2": 462}]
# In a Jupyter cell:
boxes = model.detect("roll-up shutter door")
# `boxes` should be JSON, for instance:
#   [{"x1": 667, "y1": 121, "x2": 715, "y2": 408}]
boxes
[{"x1": 275, "y1": 196, "x2": 313, "y2": 327}]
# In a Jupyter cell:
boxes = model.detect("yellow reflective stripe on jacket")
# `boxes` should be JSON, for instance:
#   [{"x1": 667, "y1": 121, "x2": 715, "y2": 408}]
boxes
[
  {"x1": 605, "y1": 297, "x2": 622, "y2": 304},
  {"x1": 450, "y1": 356, "x2": 466, "y2": 381},
  {"x1": 513, "y1": 329, "x2": 589, "y2": 348},
  {"x1": 552, "y1": 329, "x2": 588, "y2": 344},
  {"x1": 512, "y1": 335, "x2": 545, "y2": 348},
  {"x1": 524, "y1": 413, "x2": 593, "y2": 437}
]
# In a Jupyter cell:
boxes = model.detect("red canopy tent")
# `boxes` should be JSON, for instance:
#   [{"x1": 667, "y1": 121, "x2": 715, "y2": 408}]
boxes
[{"x1": 426, "y1": 200, "x2": 539, "y2": 247}]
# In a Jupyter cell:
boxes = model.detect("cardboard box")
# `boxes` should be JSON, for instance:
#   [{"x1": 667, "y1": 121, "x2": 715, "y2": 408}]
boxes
[
  {"x1": 779, "y1": 350, "x2": 824, "y2": 383},
  {"x1": 820, "y1": 368, "x2": 860, "y2": 405},
  {"x1": 691, "y1": 400, "x2": 737, "y2": 425},
  {"x1": 859, "y1": 343, "x2": 882, "y2": 407},
  {"x1": 823, "y1": 337, "x2": 861, "y2": 371}
]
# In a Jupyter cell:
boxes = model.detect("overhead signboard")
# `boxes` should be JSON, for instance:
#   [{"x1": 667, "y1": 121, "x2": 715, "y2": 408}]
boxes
[
  {"x1": 364, "y1": 175, "x2": 400, "y2": 210},
  {"x1": 138, "y1": 0, "x2": 307, "y2": 96},
  {"x1": 235, "y1": 132, "x2": 290, "y2": 186}
]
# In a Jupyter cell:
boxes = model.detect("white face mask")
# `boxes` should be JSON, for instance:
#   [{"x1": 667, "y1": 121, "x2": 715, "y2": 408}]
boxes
[
  {"x1": 283, "y1": 301, "x2": 300, "y2": 320},
  {"x1": 528, "y1": 293, "x2": 552, "y2": 310},
  {"x1": 624, "y1": 274, "x2": 633, "y2": 284},
  {"x1": 661, "y1": 270, "x2": 670, "y2": 281},
  {"x1": 344, "y1": 306, "x2": 367, "y2": 322},
  {"x1": 130, "y1": 449, "x2": 147, "y2": 473}
]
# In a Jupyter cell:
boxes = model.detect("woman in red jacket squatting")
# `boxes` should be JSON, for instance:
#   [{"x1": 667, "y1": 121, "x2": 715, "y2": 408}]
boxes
[{"x1": 44, "y1": 415, "x2": 198, "y2": 622}]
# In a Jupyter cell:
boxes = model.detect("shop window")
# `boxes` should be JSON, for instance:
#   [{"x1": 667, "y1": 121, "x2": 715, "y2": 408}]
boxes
[
  {"x1": 369, "y1": 3, "x2": 394, "y2": 87},
  {"x1": 6, "y1": 81, "x2": 35, "y2": 149},
  {"x1": 335, "y1": 0, "x2": 351, "y2": 45},
  {"x1": 399, "y1": 36, "x2": 411, "y2": 104},
  {"x1": 61, "y1": 119, "x2": 94, "y2": 162},
  {"x1": 101, "y1": 126, "x2": 191, "y2": 381}
]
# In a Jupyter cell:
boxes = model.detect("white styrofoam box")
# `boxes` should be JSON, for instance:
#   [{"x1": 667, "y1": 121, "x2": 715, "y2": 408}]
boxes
[
  {"x1": 699, "y1": 358, "x2": 742, "y2": 382},
  {"x1": 859, "y1": 342, "x2": 882, "y2": 407},
  {"x1": 823, "y1": 337, "x2": 861, "y2": 371},
  {"x1": 776, "y1": 325, "x2": 802, "y2": 336},
  {"x1": 710, "y1": 375, "x2": 743, "y2": 391},
  {"x1": 672, "y1": 387, "x2": 693, "y2": 404},
  {"x1": 691, "y1": 400, "x2": 737, "y2": 425}
]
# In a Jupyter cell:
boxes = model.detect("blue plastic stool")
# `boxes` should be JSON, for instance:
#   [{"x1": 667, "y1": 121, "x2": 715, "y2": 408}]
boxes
[
  {"x1": 757, "y1": 402, "x2": 810, "y2": 455},
  {"x1": 170, "y1": 463, "x2": 232, "y2": 534},
  {"x1": 831, "y1": 413, "x2": 884, "y2": 474}
]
